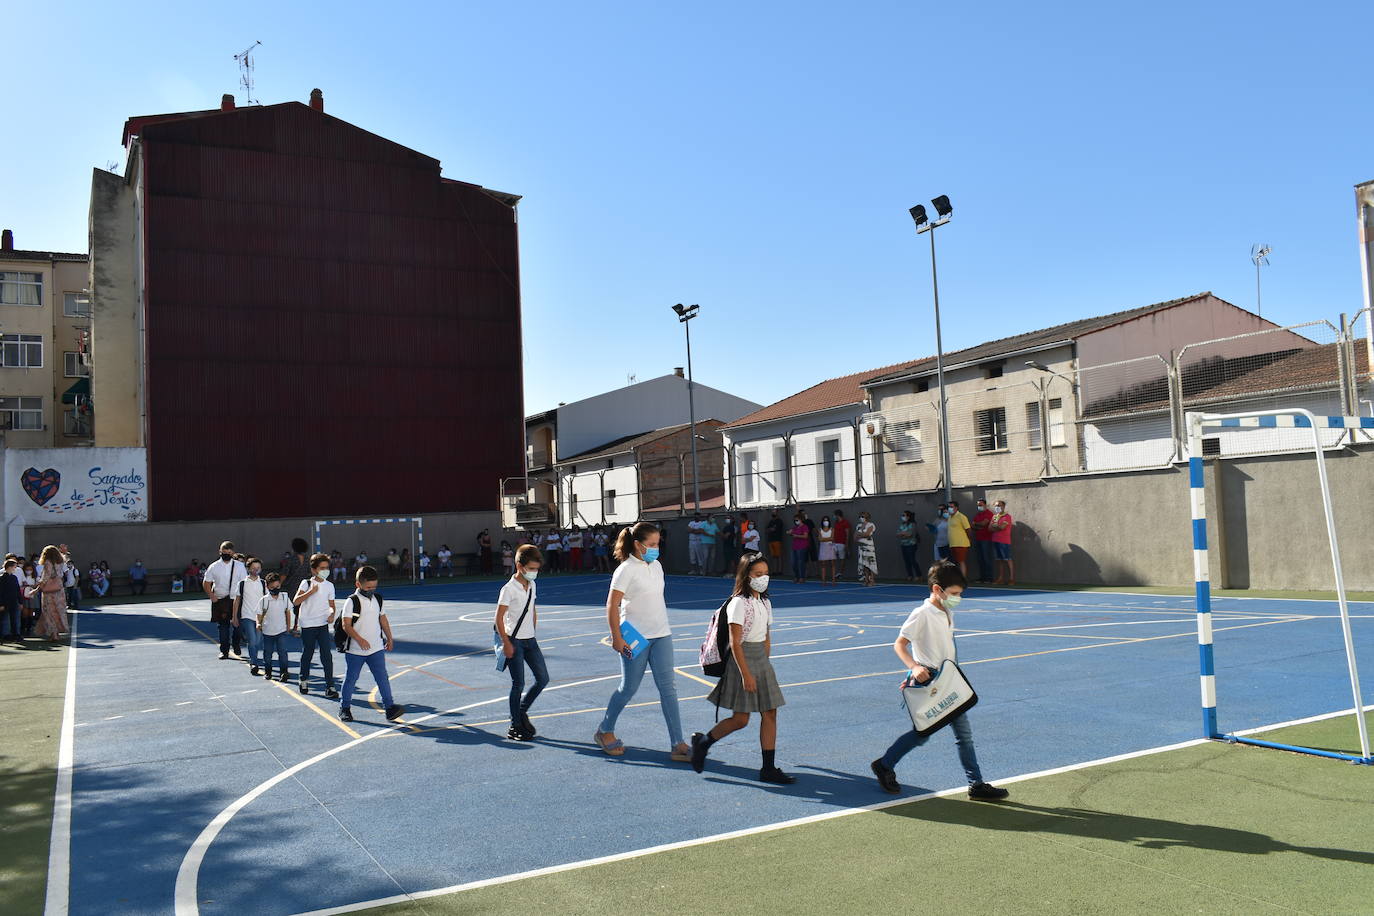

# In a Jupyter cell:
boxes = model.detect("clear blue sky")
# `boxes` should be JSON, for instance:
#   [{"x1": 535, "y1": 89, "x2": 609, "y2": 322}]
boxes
[{"x1": 6, "y1": 2, "x2": 1371, "y2": 414}]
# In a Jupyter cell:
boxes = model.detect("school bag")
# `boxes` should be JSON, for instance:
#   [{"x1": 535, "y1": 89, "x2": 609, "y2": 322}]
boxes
[
  {"x1": 900, "y1": 660, "x2": 978, "y2": 735},
  {"x1": 699, "y1": 596, "x2": 760, "y2": 677},
  {"x1": 494, "y1": 586, "x2": 534, "y2": 672},
  {"x1": 334, "y1": 593, "x2": 384, "y2": 652}
]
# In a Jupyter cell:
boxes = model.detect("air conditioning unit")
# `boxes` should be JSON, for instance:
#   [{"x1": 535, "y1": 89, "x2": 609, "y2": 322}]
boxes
[{"x1": 864, "y1": 416, "x2": 885, "y2": 437}]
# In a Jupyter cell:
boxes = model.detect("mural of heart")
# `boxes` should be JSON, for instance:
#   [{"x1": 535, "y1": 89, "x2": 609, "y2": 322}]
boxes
[{"x1": 21, "y1": 467, "x2": 61, "y2": 506}]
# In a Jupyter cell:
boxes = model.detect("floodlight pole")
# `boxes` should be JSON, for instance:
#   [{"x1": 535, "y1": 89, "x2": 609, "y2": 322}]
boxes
[
  {"x1": 676, "y1": 304, "x2": 702, "y2": 513},
  {"x1": 916, "y1": 214, "x2": 954, "y2": 504}
]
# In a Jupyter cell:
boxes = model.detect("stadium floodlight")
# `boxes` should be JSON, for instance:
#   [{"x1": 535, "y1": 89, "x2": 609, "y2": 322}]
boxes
[
  {"x1": 909, "y1": 195, "x2": 954, "y2": 502},
  {"x1": 1250, "y1": 244, "x2": 1272, "y2": 317},
  {"x1": 671, "y1": 303, "x2": 702, "y2": 512}
]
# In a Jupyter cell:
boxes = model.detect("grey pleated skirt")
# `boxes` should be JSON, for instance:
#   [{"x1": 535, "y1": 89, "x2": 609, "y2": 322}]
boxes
[{"x1": 708, "y1": 641, "x2": 786, "y2": 712}]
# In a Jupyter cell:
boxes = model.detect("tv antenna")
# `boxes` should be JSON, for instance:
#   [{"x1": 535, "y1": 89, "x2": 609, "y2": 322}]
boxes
[
  {"x1": 1250, "y1": 243, "x2": 1272, "y2": 317},
  {"x1": 627, "y1": 373, "x2": 637, "y2": 385},
  {"x1": 234, "y1": 40, "x2": 262, "y2": 105}
]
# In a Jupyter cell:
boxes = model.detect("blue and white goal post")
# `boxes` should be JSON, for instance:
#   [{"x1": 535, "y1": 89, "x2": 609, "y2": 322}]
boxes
[
  {"x1": 1187, "y1": 409, "x2": 1372, "y2": 765},
  {"x1": 313, "y1": 517, "x2": 426, "y2": 584}
]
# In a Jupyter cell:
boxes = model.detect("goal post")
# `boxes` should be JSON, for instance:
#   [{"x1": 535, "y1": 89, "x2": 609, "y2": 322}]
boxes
[
  {"x1": 313, "y1": 517, "x2": 426, "y2": 585},
  {"x1": 1186, "y1": 408, "x2": 1372, "y2": 764}
]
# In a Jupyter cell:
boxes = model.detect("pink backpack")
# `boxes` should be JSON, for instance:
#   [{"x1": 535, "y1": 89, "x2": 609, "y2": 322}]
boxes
[{"x1": 699, "y1": 597, "x2": 756, "y2": 676}]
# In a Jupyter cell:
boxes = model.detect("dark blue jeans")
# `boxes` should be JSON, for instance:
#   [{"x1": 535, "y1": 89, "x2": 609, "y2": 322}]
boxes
[
  {"x1": 1, "y1": 603, "x2": 20, "y2": 639},
  {"x1": 261, "y1": 632, "x2": 289, "y2": 675},
  {"x1": 298, "y1": 625, "x2": 335, "y2": 688},
  {"x1": 507, "y1": 637, "x2": 550, "y2": 721},
  {"x1": 791, "y1": 548, "x2": 808, "y2": 580},
  {"x1": 976, "y1": 540, "x2": 995, "y2": 580},
  {"x1": 900, "y1": 544, "x2": 918, "y2": 579},
  {"x1": 341, "y1": 651, "x2": 393, "y2": 711},
  {"x1": 881, "y1": 711, "x2": 984, "y2": 785}
]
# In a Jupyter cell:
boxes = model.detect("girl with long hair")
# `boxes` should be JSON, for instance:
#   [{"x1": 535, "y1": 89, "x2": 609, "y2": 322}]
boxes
[{"x1": 35, "y1": 545, "x2": 70, "y2": 642}]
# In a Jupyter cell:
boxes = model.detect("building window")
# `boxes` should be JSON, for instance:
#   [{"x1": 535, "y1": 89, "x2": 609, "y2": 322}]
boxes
[
  {"x1": 818, "y1": 438, "x2": 842, "y2": 495},
  {"x1": 0, "y1": 271, "x2": 42, "y2": 306},
  {"x1": 64, "y1": 351, "x2": 90, "y2": 378},
  {"x1": 976, "y1": 407, "x2": 1009, "y2": 452},
  {"x1": 1, "y1": 334, "x2": 43, "y2": 368},
  {"x1": 0, "y1": 396, "x2": 43, "y2": 430},
  {"x1": 1027, "y1": 399, "x2": 1066, "y2": 449},
  {"x1": 771, "y1": 443, "x2": 788, "y2": 498},
  {"x1": 605, "y1": 458, "x2": 614, "y2": 470},
  {"x1": 63, "y1": 292, "x2": 90, "y2": 317},
  {"x1": 64, "y1": 408, "x2": 91, "y2": 438},
  {"x1": 1026, "y1": 402, "x2": 1042, "y2": 449},
  {"x1": 915, "y1": 379, "x2": 930, "y2": 393},
  {"x1": 604, "y1": 489, "x2": 616, "y2": 516},
  {"x1": 888, "y1": 419, "x2": 924, "y2": 463},
  {"x1": 738, "y1": 450, "x2": 758, "y2": 503},
  {"x1": 985, "y1": 363, "x2": 1004, "y2": 379}
]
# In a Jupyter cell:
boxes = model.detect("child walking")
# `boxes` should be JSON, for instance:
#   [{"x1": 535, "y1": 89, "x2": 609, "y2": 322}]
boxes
[
  {"x1": 257, "y1": 573, "x2": 293, "y2": 681},
  {"x1": 339, "y1": 565, "x2": 403, "y2": 723},
  {"x1": 496, "y1": 545, "x2": 549, "y2": 740},
  {"x1": 594, "y1": 522, "x2": 691, "y2": 762},
  {"x1": 292, "y1": 553, "x2": 339, "y2": 698},
  {"x1": 690, "y1": 554, "x2": 794, "y2": 784},
  {"x1": 232, "y1": 557, "x2": 268, "y2": 676},
  {"x1": 870, "y1": 563, "x2": 1008, "y2": 800}
]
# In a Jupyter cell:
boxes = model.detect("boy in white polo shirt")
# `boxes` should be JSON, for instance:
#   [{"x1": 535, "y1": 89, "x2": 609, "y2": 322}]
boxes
[
  {"x1": 339, "y1": 565, "x2": 402, "y2": 722},
  {"x1": 257, "y1": 572, "x2": 293, "y2": 681},
  {"x1": 870, "y1": 563, "x2": 1008, "y2": 800},
  {"x1": 292, "y1": 552, "x2": 339, "y2": 698}
]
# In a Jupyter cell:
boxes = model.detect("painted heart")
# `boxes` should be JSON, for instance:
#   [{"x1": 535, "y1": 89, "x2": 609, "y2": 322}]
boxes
[{"x1": 21, "y1": 467, "x2": 61, "y2": 506}]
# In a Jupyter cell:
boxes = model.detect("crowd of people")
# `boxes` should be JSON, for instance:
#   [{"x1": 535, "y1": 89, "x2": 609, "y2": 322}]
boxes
[{"x1": 1, "y1": 544, "x2": 78, "y2": 644}]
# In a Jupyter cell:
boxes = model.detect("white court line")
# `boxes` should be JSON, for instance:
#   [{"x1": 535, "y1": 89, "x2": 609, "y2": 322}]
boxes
[{"x1": 44, "y1": 608, "x2": 78, "y2": 916}]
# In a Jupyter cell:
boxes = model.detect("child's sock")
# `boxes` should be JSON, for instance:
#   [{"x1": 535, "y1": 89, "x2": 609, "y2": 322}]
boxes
[
  {"x1": 762, "y1": 749, "x2": 776, "y2": 770},
  {"x1": 701, "y1": 730, "x2": 720, "y2": 749}
]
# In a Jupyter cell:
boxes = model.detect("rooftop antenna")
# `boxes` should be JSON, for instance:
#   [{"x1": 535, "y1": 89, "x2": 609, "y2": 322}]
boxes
[
  {"x1": 627, "y1": 373, "x2": 637, "y2": 385},
  {"x1": 234, "y1": 40, "x2": 262, "y2": 105},
  {"x1": 1250, "y1": 243, "x2": 1272, "y2": 317}
]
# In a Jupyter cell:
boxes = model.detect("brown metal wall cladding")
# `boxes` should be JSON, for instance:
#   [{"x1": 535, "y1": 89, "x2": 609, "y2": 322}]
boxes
[{"x1": 139, "y1": 104, "x2": 523, "y2": 521}]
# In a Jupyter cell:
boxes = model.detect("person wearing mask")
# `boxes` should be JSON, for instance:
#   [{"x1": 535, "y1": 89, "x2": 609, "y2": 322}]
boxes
[
  {"x1": 855, "y1": 511, "x2": 878, "y2": 587},
  {"x1": 202, "y1": 541, "x2": 245, "y2": 660},
  {"x1": 801, "y1": 511, "x2": 818, "y2": 580},
  {"x1": 946, "y1": 500, "x2": 973, "y2": 578},
  {"x1": 742, "y1": 519, "x2": 762, "y2": 554},
  {"x1": 927, "y1": 505, "x2": 950, "y2": 567},
  {"x1": 22, "y1": 562, "x2": 40, "y2": 636},
  {"x1": 479, "y1": 529, "x2": 494, "y2": 575},
  {"x1": 698, "y1": 515, "x2": 719, "y2": 578},
  {"x1": 282, "y1": 539, "x2": 311, "y2": 600},
  {"x1": 338, "y1": 565, "x2": 403, "y2": 723},
  {"x1": 566, "y1": 526, "x2": 584, "y2": 574},
  {"x1": 990, "y1": 499, "x2": 1015, "y2": 586},
  {"x1": 720, "y1": 518, "x2": 738, "y2": 577},
  {"x1": 129, "y1": 559, "x2": 148, "y2": 596},
  {"x1": 1, "y1": 558, "x2": 23, "y2": 644},
  {"x1": 232, "y1": 557, "x2": 269, "y2": 676},
  {"x1": 292, "y1": 553, "x2": 339, "y2": 698},
  {"x1": 438, "y1": 544, "x2": 454, "y2": 577},
  {"x1": 831, "y1": 510, "x2": 852, "y2": 581},
  {"x1": 543, "y1": 529, "x2": 562, "y2": 574},
  {"x1": 594, "y1": 522, "x2": 691, "y2": 762},
  {"x1": 765, "y1": 510, "x2": 786, "y2": 576},
  {"x1": 972, "y1": 499, "x2": 995, "y2": 584},
  {"x1": 386, "y1": 547, "x2": 401, "y2": 579},
  {"x1": 257, "y1": 573, "x2": 293, "y2": 681},
  {"x1": 817, "y1": 515, "x2": 838, "y2": 586},
  {"x1": 897, "y1": 511, "x2": 921, "y2": 582},
  {"x1": 89, "y1": 562, "x2": 108, "y2": 598},
  {"x1": 60, "y1": 548, "x2": 80, "y2": 611},
  {"x1": 686, "y1": 514, "x2": 705, "y2": 575},
  {"x1": 496, "y1": 545, "x2": 547, "y2": 740},
  {"x1": 789, "y1": 514, "x2": 810, "y2": 585},
  {"x1": 594, "y1": 527, "x2": 612, "y2": 574}
]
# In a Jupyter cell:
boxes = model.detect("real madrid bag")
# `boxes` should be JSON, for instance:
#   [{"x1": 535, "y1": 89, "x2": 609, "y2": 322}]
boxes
[{"x1": 901, "y1": 659, "x2": 978, "y2": 735}]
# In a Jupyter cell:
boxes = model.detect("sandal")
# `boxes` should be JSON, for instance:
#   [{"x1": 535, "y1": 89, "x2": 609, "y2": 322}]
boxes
[
  {"x1": 670, "y1": 743, "x2": 692, "y2": 762},
  {"x1": 593, "y1": 731, "x2": 625, "y2": 756}
]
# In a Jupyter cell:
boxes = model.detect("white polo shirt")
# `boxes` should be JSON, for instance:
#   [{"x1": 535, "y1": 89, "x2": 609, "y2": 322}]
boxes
[
  {"x1": 609, "y1": 556, "x2": 669, "y2": 639},
  {"x1": 258, "y1": 592, "x2": 293, "y2": 637},
  {"x1": 295, "y1": 575, "x2": 336, "y2": 628},
  {"x1": 236, "y1": 576, "x2": 268, "y2": 619},
  {"x1": 203, "y1": 558, "x2": 245, "y2": 602},
  {"x1": 725, "y1": 595, "x2": 771, "y2": 643},
  {"x1": 899, "y1": 599, "x2": 957, "y2": 668},
  {"x1": 342, "y1": 590, "x2": 386, "y2": 656},
  {"x1": 497, "y1": 577, "x2": 538, "y2": 639}
]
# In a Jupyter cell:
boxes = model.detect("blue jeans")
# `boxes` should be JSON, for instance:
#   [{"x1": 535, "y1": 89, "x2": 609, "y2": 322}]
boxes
[
  {"x1": 900, "y1": 544, "x2": 918, "y2": 579},
  {"x1": 261, "y1": 632, "x2": 289, "y2": 675},
  {"x1": 341, "y1": 651, "x2": 393, "y2": 711},
  {"x1": 976, "y1": 541, "x2": 994, "y2": 580},
  {"x1": 791, "y1": 548, "x2": 808, "y2": 580},
  {"x1": 238, "y1": 617, "x2": 262, "y2": 667},
  {"x1": 507, "y1": 637, "x2": 550, "y2": 721},
  {"x1": 881, "y1": 711, "x2": 984, "y2": 785},
  {"x1": 298, "y1": 625, "x2": 335, "y2": 688},
  {"x1": 92, "y1": 579, "x2": 109, "y2": 597},
  {"x1": 66, "y1": 586, "x2": 80, "y2": 609},
  {"x1": 598, "y1": 634, "x2": 684, "y2": 747}
]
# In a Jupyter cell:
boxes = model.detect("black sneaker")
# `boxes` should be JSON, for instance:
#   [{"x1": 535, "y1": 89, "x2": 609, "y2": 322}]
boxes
[
  {"x1": 278, "y1": 671, "x2": 289, "y2": 683},
  {"x1": 506, "y1": 725, "x2": 529, "y2": 741},
  {"x1": 690, "y1": 732, "x2": 710, "y2": 774},
  {"x1": 385, "y1": 704, "x2": 404, "y2": 722},
  {"x1": 324, "y1": 688, "x2": 340, "y2": 700},
  {"x1": 759, "y1": 767, "x2": 796, "y2": 785},
  {"x1": 250, "y1": 666, "x2": 260, "y2": 676},
  {"x1": 219, "y1": 652, "x2": 229, "y2": 660},
  {"x1": 968, "y1": 782, "x2": 1010, "y2": 801},
  {"x1": 299, "y1": 681, "x2": 309, "y2": 695},
  {"x1": 520, "y1": 711, "x2": 537, "y2": 737},
  {"x1": 871, "y1": 759, "x2": 901, "y2": 794},
  {"x1": 263, "y1": 669, "x2": 273, "y2": 680},
  {"x1": 339, "y1": 707, "x2": 354, "y2": 722}
]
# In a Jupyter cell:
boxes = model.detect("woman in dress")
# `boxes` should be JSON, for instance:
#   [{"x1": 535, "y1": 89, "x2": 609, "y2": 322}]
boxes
[
  {"x1": 36, "y1": 545, "x2": 71, "y2": 642},
  {"x1": 855, "y1": 512, "x2": 879, "y2": 587},
  {"x1": 817, "y1": 515, "x2": 837, "y2": 586}
]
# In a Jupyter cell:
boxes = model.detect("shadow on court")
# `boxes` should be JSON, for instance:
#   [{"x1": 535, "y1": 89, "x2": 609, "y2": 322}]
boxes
[{"x1": 885, "y1": 798, "x2": 1374, "y2": 866}]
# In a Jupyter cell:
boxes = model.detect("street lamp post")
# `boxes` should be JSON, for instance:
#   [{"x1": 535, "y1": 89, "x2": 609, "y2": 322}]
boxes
[
  {"x1": 910, "y1": 196, "x2": 954, "y2": 505},
  {"x1": 672, "y1": 303, "x2": 702, "y2": 513}
]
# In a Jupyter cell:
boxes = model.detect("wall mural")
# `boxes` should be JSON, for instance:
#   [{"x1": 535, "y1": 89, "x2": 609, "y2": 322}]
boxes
[{"x1": 4, "y1": 448, "x2": 148, "y2": 523}]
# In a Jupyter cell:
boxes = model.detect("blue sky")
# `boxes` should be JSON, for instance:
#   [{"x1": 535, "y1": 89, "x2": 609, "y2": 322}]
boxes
[{"x1": 6, "y1": 2, "x2": 1371, "y2": 414}]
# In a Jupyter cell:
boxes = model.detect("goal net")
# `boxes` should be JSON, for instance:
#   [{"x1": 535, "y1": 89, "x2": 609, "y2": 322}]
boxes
[{"x1": 313, "y1": 517, "x2": 426, "y2": 585}]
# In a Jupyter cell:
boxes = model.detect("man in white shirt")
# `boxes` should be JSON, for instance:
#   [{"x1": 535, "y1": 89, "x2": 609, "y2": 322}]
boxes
[
  {"x1": 202, "y1": 540, "x2": 246, "y2": 659},
  {"x1": 437, "y1": 545, "x2": 453, "y2": 577},
  {"x1": 292, "y1": 553, "x2": 339, "y2": 698},
  {"x1": 338, "y1": 565, "x2": 401, "y2": 722},
  {"x1": 687, "y1": 514, "x2": 705, "y2": 575}
]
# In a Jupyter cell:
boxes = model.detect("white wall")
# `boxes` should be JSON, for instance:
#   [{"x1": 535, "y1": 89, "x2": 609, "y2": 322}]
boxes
[
  {"x1": 559, "y1": 457, "x2": 640, "y2": 525},
  {"x1": 723, "y1": 407, "x2": 877, "y2": 507},
  {"x1": 3, "y1": 446, "x2": 148, "y2": 556}
]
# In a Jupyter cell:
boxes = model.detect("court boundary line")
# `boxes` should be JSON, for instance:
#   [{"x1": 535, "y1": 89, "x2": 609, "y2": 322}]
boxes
[
  {"x1": 289, "y1": 702, "x2": 1374, "y2": 916},
  {"x1": 43, "y1": 609, "x2": 78, "y2": 916}
]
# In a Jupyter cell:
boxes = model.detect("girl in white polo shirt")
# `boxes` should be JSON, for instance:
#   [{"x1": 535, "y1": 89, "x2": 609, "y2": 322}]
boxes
[{"x1": 594, "y1": 522, "x2": 690, "y2": 761}]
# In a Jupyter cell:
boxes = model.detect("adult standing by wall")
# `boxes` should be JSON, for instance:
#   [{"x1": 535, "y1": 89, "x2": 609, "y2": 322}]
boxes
[
  {"x1": 832, "y1": 510, "x2": 852, "y2": 581},
  {"x1": 765, "y1": 509, "x2": 785, "y2": 576},
  {"x1": 855, "y1": 511, "x2": 878, "y2": 587},
  {"x1": 817, "y1": 515, "x2": 837, "y2": 586},
  {"x1": 990, "y1": 499, "x2": 1015, "y2": 586},
  {"x1": 972, "y1": 499, "x2": 995, "y2": 583},
  {"x1": 788, "y1": 513, "x2": 810, "y2": 585},
  {"x1": 35, "y1": 545, "x2": 71, "y2": 643},
  {"x1": 283, "y1": 538, "x2": 311, "y2": 600},
  {"x1": 928, "y1": 504, "x2": 949, "y2": 567},
  {"x1": 202, "y1": 541, "x2": 245, "y2": 660},
  {"x1": 946, "y1": 500, "x2": 972, "y2": 577},
  {"x1": 480, "y1": 529, "x2": 494, "y2": 575},
  {"x1": 687, "y1": 514, "x2": 705, "y2": 575},
  {"x1": 720, "y1": 517, "x2": 737, "y2": 576},
  {"x1": 896, "y1": 510, "x2": 920, "y2": 582},
  {"x1": 698, "y1": 515, "x2": 719, "y2": 579}
]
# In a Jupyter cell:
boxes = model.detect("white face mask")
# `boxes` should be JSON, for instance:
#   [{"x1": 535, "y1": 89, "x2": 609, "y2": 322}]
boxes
[
  {"x1": 749, "y1": 575, "x2": 770, "y2": 593},
  {"x1": 316, "y1": 569, "x2": 330, "y2": 580},
  {"x1": 523, "y1": 568, "x2": 539, "y2": 581},
  {"x1": 995, "y1": 506, "x2": 1004, "y2": 514},
  {"x1": 943, "y1": 592, "x2": 963, "y2": 610}
]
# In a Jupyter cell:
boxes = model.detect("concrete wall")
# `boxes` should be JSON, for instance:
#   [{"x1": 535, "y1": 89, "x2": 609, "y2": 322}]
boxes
[
  {"x1": 652, "y1": 444, "x2": 1374, "y2": 592},
  {"x1": 89, "y1": 166, "x2": 143, "y2": 448},
  {"x1": 15, "y1": 509, "x2": 501, "y2": 574}
]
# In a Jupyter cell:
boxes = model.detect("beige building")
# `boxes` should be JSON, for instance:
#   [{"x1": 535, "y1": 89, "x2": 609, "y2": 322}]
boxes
[{"x1": 0, "y1": 230, "x2": 93, "y2": 448}]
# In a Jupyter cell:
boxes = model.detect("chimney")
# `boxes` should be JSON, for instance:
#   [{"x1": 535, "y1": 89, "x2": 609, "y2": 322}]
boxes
[
  {"x1": 674, "y1": 367, "x2": 685, "y2": 378},
  {"x1": 221, "y1": 94, "x2": 235, "y2": 111},
  {"x1": 309, "y1": 88, "x2": 324, "y2": 112},
  {"x1": 1, "y1": 229, "x2": 12, "y2": 251}
]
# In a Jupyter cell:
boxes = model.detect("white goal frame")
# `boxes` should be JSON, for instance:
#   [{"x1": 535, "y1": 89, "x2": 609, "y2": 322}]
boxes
[{"x1": 313, "y1": 517, "x2": 425, "y2": 585}]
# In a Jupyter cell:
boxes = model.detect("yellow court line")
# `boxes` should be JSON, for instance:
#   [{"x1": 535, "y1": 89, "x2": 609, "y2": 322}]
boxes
[
  {"x1": 675, "y1": 667, "x2": 715, "y2": 687},
  {"x1": 163, "y1": 608, "x2": 361, "y2": 739}
]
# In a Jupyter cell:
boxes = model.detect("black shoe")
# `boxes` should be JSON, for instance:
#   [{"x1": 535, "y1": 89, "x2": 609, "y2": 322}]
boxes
[
  {"x1": 520, "y1": 711, "x2": 536, "y2": 737},
  {"x1": 339, "y1": 707, "x2": 354, "y2": 722},
  {"x1": 759, "y1": 767, "x2": 795, "y2": 785},
  {"x1": 968, "y1": 782, "x2": 1010, "y2": 801},
  {"x1": 278, "y1": 671, "x2": 289, "y2": 683},
  {"x1": 250, "y1": 666, "x2": 260, "y2": 676},
  {"x1": 506, "y1": 725, "x2": 530, "y2": 741},
  {"x1": 220, "y1": 652, "x2": 229, "y2": 660},
  {"x1": 299, "y1": 681, "x2": 309, "y2": 695},
  {"x1": 324, "y1": 688, "x2": 340, "y2": 700},
  {"x1": 871, "y1": 759, "x2": 901, "y2": 794},
  {"x1": 385, "y1": 704, "x2": 404, "y2": 722},
  {"x1": 263, "y1": 669, "x2": 273, "y2": 680},
  {"x1": 690, "y1": 732, "x2": 710, "y2": 774}
]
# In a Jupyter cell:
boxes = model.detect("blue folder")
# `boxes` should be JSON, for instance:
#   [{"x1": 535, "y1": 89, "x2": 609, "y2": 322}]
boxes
[{"x1": 619, "y1": 620, "x2": 648, "y2": 659}]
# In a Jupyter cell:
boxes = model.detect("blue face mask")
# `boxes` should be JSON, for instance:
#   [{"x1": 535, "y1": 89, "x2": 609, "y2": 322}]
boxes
[{"x1": 643, "y1": 547, "x2": 660, "y2": 564}]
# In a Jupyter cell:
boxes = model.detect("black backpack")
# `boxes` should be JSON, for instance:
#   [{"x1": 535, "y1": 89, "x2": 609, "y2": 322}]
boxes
[{"x1": 334, "y1": 592, "x2": 383, "y2": 651}]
